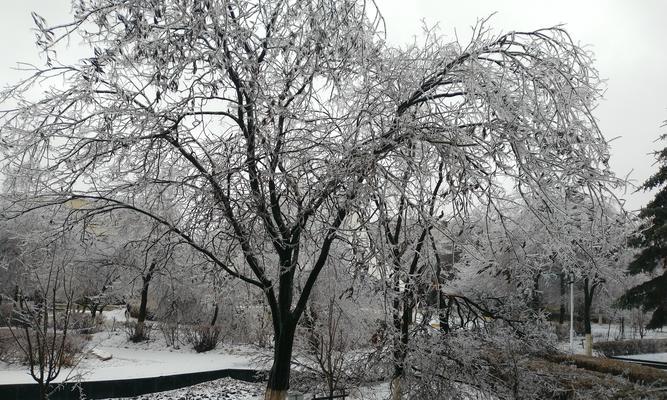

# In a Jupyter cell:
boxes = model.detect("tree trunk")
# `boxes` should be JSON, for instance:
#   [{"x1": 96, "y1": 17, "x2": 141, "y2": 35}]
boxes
[
  {"x1": 265, "y1": 320, "x2": 296, "y2": 400},
  {"x1": 134, "y1": 284, "x2": 148, "y2": 339},
  {"x1": 92, "y1": 284, "x2": 109, "y2": 319},
  {"x1": 391, "y1": 286, "x2": 415, "y2": 400},
  {"x1": 135, "y1": 262, "x2": 156, "y2": 340},
  {"x1": 583, "y1": 278, "x2": 596, "y2": 356},
  {"x1": 390, "y1": 375, "x2": 402, "y2": 400},
  {"x1": 620, "y1": 316, "x2": 625, "y2": 339},
  {"x1": 210, "y1": 303, "x2": 219, "y2": 326},
  {"x1": 439, "y1": 294, "x2": 450, "y2": 334},
  {"x1": 38, "y1": 382, "x2": 47, "y2": 400}
]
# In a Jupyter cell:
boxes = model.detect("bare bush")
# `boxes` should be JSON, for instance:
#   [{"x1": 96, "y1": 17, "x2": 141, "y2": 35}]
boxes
[
  {"x1": 56, "y1": 312, "x2": 103, "y2": 335},
  {"x1": 0, "y1": 328, "x2": 20, "y2": 362},
  {"x1": 124, "y1": 321, "x2": 152, "y2": 342},
  {"x1": 185, "y1": 325, "x2": 222, "y2": 353},
  {"x1": 159, "y1": 321, "x2": 182, "y2": 349},
  {"x1": 0, "y1": 303, "x2": 13, "y2": 327},
  {"x1": 2, "y1": 329, "x2": 88, "y2": 369}
]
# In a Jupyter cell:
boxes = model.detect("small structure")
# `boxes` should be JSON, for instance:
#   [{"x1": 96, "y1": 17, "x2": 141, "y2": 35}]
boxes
[{"x1": 312, "y1": 391, "x2": 348, "y2": 400}]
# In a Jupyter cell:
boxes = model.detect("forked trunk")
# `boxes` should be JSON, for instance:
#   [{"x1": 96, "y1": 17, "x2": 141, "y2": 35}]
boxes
[{"x1": 38, "y1": 382, "x2": 47, "y2": 400}]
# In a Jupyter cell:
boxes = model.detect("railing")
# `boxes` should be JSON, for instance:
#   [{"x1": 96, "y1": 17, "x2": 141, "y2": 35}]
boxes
[
  {"x1": 0, "y1": 368, "x2": 265, "y2": 400},
  {"x1": 609, "y1": 355, "x2": 667, "y2": 370}
]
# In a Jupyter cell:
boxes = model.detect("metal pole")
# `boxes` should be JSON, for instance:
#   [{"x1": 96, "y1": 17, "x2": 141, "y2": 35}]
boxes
[{"x1": 569, "y1": 273, "x2": 574, "y2": 354}]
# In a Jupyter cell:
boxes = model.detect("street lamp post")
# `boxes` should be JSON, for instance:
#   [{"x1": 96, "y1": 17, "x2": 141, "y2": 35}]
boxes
[{"x1": 569, "y1": 272, "x2": 574, "y2": 354}]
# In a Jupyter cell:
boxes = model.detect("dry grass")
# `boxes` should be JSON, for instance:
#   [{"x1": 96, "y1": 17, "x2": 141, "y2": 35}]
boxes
[{"x1": 547, "y1": 353, "x2": 667, "y2": 386}]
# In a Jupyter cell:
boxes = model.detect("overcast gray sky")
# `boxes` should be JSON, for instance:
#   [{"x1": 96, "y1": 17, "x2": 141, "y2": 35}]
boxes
[{"x1": 1, "y1": 0, "x2": 665, "y2": 211}]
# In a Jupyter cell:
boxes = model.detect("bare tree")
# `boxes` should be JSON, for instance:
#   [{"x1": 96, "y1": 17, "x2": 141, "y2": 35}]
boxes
[
  {"x1": 1, "y1": 1, "x2": 620, "y2": 398},
  {"x1": 103, "y1": 212, "x2": 179, "y2": 342},
  {"x1": 1, "y1": 213, "x2": 82, "y2": 400},
  {"x1": 297, "y1": 297, "x2": 350, "y2": 398}
]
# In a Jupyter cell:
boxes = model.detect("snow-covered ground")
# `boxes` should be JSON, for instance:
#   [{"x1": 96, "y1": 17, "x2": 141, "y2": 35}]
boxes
[
  {"x1": 588, "y1": 322, "x2": 667, "y2": 342},
  {"x1": 5, "y1": 312, "x2": 667, "y2": 398},
  {"x1": 0, "y1": 307, "x2": 395, "y2": 399},
  {"x1": 111, "y1": 377, "x2": 264, "y2": 400},
  {"x1": 109, "y1": 379, "x2": 391, "y2": 400},
  {"x1": 0, "y1": 308, "x2": 268, "y2": 385},
  {"x1": 557, "y1": 322, "x2": 667, "y2": 355}
]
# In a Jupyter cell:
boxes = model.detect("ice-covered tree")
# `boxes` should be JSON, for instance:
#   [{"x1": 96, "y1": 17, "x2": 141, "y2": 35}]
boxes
[
  {"x1": 1, "y1": 1, "x2": 619, "y2": 397},
  {"x1": 0, "y1": 209, "x2": 87, "y2": 400}
]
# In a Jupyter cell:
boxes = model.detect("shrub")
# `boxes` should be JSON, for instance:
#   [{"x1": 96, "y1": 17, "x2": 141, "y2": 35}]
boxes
[
  {"x1": 56, "y1": 312, "x2": 103, "y2": 334},
  {"x1": 0, "y1": 303, "x2": 13, "y2": 327},
  {"x1": 0, "y1": 328, "x2": 20, "y2": 362},
  {"x1": 124, "y1": 321, "x2": 152, "y2": 342},
  {"x1": 185, "y1": 325, "x2": 221, "y2": 353},
  {"x1": 159, "y1": 321, "x2": 182, "y2": 349},
  {"x1": 548, "y1": 353, "x2": 667, "y2": 386},
  {"x1": 552, "y1": 323, "x2": 569, "y2": 341},
  {"x1": 57, "y1": 334, "x2": 89, "y2": 367},
  {"x1": 594, "y1": 338, "x2": 667, "y2": 356},
  {"x1": 16, "y1": 331, "x2": 88, "y2": 368}
]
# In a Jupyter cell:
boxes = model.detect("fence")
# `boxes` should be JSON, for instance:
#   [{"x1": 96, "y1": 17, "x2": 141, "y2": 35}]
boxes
[{"x1": 0, "y1": 368, "x2": 264, "y2": 400}]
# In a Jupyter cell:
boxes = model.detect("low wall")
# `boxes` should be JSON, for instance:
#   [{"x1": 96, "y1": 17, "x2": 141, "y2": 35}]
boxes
[
  {"x1": 593, "y1": 338, "x2": 667, "y2": 357},
  {"x1": 0, "y1": 368, "x2": 265, "y2": 400}
]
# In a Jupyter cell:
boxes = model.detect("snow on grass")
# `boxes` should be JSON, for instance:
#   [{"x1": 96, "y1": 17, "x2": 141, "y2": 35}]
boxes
[
  {"x1": 110, "y1": 377, "x2": 264, "y2": 400},
  {"x1": 108, "y1": 379, "x2": 392, "y2": 400},
  {"x1": 0, "y1": 312, "x2": 270, "y2": 385},
  {"x1": 556, "y1": 322, "x2": 667, "y2": 355},
  {"x1": 0, "y1": 341, "x2": 263, "y2": 384}
]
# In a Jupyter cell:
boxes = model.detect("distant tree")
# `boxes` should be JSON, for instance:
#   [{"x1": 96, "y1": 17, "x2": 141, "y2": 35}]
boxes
[
  {"x1": 0, "y1": 227, "x2": 27, "y2": 300},
  {"x1": 103, "y1": 211, "x2": 179, "y2": 342},
  {"x1": 619, "y1": 137, "x2": 667, "y2": 329},
  {"x1": 1, "y1": 212, "x2": 81, "y2": 400},
  {"x1": 568, "y1": 200, "x2": 630, "y2": 355},
  {"x1": 0, "y1": 1, "x2": 621, "y2": 398},
  {"x1": 458, "y1": 190, "x2": 630, "y2": 355}
]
